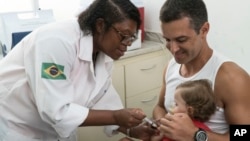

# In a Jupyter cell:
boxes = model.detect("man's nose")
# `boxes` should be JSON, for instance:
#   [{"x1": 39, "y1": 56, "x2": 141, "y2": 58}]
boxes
[{"x1": 168, "y1": 41, "x2": 179, "y2": 53}]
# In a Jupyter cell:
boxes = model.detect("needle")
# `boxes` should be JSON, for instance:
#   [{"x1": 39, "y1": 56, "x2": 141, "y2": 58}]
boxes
[{"x1": 143, "y1": 117, "x2": 158, "y2": 129}]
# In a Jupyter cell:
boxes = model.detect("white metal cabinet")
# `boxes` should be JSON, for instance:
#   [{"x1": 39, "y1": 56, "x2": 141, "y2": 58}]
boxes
[
  {"x1": 125, "y1": 54, "x2": 165, "y2": 94},
  {"x1": 124, "y1": 51, "x2": 167, "y2": 117},
  {"x1": 112, "y1": 63, "x2": 126, "y2": 106},
  {"x1": 77, "y1": 126, "x2": 124, "y2": 141},
  {"x1": 126, "y1": 88, "x2": 160, "y2": 117}
]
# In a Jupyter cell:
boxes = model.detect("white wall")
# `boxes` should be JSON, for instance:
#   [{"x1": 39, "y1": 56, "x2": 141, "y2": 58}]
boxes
[
  {"x1": 205, "y1": 0, "x2": 250, "y2": 72},
  {"x1": 143, "y1": 0, "x2": 165, "y2": 33},
  {"x1": 1, "y1": 0, "x2": 250, "y2": 72},
  {"x1": 38, "y1": 0, "x2": 80, "y2": 21},
  {"x1": 0, "y1": 0, "x2": 81, "y2": 21},
  {"x1": 0, "y1": 0, "x2": 80, "y2": 51},
  {"x1": 143, "y1": 0, "x2": 250, "y2": 72},
  {"x1": 0, "y1": 0, "x2": 34, "y2": 13}
]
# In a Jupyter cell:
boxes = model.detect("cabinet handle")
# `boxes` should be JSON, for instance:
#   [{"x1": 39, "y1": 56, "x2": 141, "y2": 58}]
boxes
[
  {"x1": 140, "y1": 64, "x2": 156, "y2": 71},
  {"x1": 140, "y1": 95, "x2": 157, "y2": 103}
]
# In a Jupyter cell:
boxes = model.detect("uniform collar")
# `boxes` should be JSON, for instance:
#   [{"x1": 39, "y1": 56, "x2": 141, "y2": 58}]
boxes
[
  {"x1": 78, "y1": 34, "x2": 114, "y2": 63},
  {"x1": 78, "y1": 35, "x2": 93, "y2": 61}
]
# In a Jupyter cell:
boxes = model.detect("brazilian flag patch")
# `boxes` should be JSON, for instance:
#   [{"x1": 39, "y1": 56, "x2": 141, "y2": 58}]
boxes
[{"x1": 41, "y1": 63, "x2": 66, "y2": 80}]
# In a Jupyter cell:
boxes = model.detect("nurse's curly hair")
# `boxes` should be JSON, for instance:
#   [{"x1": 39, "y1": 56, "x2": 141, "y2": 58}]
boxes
[{"x1": 78, "y1": 0, "x2": 141, "y2": 35}]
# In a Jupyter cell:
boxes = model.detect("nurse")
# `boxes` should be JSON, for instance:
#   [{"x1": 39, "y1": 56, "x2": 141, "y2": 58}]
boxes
[{"x1": 0, "y1": 0, "x2": 155, "y2": 140}]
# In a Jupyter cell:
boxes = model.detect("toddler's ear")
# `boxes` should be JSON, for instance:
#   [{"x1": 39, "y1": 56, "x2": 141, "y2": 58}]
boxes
[{"x1": 187, "y1": 106, "x2": 194, "y2": 118}]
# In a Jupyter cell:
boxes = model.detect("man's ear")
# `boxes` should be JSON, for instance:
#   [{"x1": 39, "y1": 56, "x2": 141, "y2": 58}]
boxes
[
  {"x1": 200, "y1": 22, "x2": 209, "y2": 35},
  {"x1": 95, "y1": 18, "x2": 105, "y2": 34}
]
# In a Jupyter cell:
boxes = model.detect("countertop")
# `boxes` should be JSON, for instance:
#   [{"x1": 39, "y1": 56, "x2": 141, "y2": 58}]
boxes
[
  {"x1": 0, "y1": 40, "x2": 165, "y2": 60},
  {"x1": 120, "y1": 40, "x2": 165, "y2": 59}
]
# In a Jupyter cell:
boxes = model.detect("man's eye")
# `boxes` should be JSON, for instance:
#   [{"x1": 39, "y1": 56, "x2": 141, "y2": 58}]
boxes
[{"x1": 177, "y1": 38, "x2": 187, "y2": 43}]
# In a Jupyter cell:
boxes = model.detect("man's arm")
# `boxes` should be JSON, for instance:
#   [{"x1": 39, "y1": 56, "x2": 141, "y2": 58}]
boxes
[
  {"x1": 215, "y1": 62, "x2": 250, "y2": 124},
  {"x1": 208, "y1": 62, "x2": 250, "y2": 140},
  {"x1": 153, "y1": 65, "x2": 168, "y2": 120},
  {"x1": 158, "y1": 62, "x2": 250, "y2": 141}
]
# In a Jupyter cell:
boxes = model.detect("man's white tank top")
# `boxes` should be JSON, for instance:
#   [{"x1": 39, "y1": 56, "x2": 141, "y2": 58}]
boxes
[{"x1": 164, "y1": 50, "x2": 230, "y2": 134}]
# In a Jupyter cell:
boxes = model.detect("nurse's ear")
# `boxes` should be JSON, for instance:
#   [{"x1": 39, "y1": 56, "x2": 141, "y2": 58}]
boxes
[{"x1": 95, "y1": 18, "x2": 105, "y2": 34}]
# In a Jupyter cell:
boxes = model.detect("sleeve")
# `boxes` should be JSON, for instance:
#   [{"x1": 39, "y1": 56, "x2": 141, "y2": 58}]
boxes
[
  {"x1": 23, "y1": 33, "x2": 88, "y2": 138},
  {"x1": 91, "y1": 84, "x2": 124, "y2": 110}
]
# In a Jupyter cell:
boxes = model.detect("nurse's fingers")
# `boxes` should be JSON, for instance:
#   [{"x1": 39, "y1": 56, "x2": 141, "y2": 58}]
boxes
[{"x1": 131, "y1": 108, "x2": 146, "y2": 119}]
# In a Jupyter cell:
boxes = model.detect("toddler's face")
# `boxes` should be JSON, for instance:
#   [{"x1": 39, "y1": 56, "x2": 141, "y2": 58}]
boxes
[{"x1": 172, "y1": 88, "x2": 189, "y2": 114}]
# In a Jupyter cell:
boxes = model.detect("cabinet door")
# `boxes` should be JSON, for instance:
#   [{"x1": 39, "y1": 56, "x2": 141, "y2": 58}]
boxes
[
  {"x1": 78, "y1": 127, "x2": 125, "y2": 141},
  {"x1": 112, "y1": 64, "x2": 125, "y2": 106},
  {"x1": 126, "y1": 88, "x2": 160, "y2": 117},
  {"x1": 125, "y1": 55, "x2": 165, "y2": 97}
]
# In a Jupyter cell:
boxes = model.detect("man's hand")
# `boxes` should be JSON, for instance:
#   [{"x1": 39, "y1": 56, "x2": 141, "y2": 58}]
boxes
[{"x1": 159, "y1": 113, "x2": 198, "y2": 141}]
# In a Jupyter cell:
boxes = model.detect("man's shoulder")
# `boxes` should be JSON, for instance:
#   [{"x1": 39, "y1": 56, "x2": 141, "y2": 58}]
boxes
[
  {"x1": 214, "y1": 61, "x2": 250, "y2": 102},
  {"x1": 216, "y1": 61, "x2": 247, "y2": 80}
]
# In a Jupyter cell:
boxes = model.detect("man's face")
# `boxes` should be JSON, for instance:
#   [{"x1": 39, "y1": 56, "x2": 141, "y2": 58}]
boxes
[{"x1": 161, "y1": 17, "x2": 204, "y2": 64}]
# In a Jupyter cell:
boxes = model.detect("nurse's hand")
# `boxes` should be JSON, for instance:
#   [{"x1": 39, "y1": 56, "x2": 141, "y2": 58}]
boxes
[
  {"x1": 129, "y1": 122, "x2": 159, "y2": 141},
  {"x1": 114, "y1": 108, "x2": 146, "y2": 128},
  {"x1": 81, "y1": 109, "x2": 145, "y2": 127},
  {"x1": 119, "y1": 137, "x2": 134, "y2": 141}
]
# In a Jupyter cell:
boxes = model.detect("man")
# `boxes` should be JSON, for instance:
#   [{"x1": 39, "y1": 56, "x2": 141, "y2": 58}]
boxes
[{"x1": 152, "y1": 0, "x2": 250, "y2": 141}]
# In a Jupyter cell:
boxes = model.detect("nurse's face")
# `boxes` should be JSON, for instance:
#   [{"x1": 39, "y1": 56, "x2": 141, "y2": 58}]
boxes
[{"x1": 95, "y1": 19, "x2": 138, "y2": 60}]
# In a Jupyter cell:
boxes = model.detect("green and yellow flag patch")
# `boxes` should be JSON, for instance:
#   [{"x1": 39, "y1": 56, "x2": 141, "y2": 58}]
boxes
[{"x1": 41, "y1": 63, "x2": 66, "y2": 80}]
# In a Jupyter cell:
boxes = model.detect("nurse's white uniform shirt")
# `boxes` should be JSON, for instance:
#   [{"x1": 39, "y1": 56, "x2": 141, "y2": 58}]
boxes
[{"x1": 0, "y1": 19, "x2": 123, "y2": 140}]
